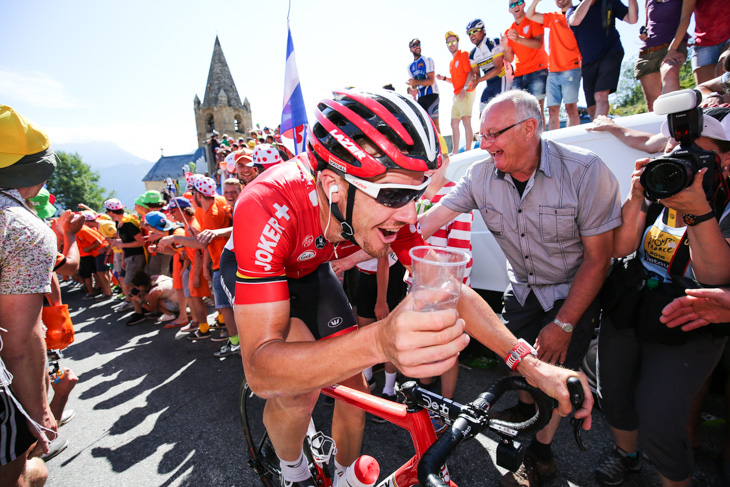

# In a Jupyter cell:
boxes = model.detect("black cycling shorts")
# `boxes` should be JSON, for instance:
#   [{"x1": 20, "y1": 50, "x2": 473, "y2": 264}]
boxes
[
  {"x1": 417, "y1": 93, "x2": 440, "y2": 119},
  {"x1": 288, "y1": 264, "x2": 357, "y2": 340}
]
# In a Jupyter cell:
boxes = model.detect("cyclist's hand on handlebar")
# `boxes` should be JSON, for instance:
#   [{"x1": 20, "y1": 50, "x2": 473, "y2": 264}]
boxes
[
  {"x1": 376, "y1": 293, "x2": 470, "y2": 378},
  {"x1": 522, "y1": 359, "x2": 593, "y2": 430}
]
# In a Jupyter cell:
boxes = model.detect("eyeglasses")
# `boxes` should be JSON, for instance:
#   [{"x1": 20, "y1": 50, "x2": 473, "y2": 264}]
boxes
[
  {"x1": 410, "y1": 42, "x2": 420, "y2": 47},
  {"x1": 476, "y1": 119, "x2": 530, "y2": 143},
  {"x1": 467, "y1": 28, "x2": 482, "y2": 36},
  {"x1": 344, "y1": 173, "x2": 431, "y2": 208},
  {"x1": 446, "y1": 40, "x2": 458, "y2": 46},
  {"x1": 509, "y1": 0, "x2": 525, "y2": 8}
]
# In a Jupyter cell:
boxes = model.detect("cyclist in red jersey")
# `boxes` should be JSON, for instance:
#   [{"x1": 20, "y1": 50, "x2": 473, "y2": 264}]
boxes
[{"x1": 232, "y1": 89, "x2": 593, "y2": 487}]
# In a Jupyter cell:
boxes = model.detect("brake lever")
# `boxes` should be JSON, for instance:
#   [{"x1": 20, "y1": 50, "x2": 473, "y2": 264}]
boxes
[{"x1": 566, "y1": 377, "x2": 587, "y2": 451}]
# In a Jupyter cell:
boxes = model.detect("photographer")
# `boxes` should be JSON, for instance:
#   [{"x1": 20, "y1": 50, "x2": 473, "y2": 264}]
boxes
[{"x1": 594, "y1": 105, "x2": 730, "y2": 487}]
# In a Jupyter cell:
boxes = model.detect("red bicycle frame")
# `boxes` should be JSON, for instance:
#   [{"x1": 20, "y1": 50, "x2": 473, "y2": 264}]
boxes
[{"x1": 321, "y1": 384, "x2": 457, "y2": 487}]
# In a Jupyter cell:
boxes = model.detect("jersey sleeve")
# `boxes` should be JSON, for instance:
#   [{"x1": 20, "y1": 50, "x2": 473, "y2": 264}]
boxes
[
  {"x1": 390, "y1": 223, "x2": 427, "y2": 268},
  {"x1": 425, "y1": 57, "x2": 435, "y2": 73},
  {"x1": 233, "y1": 184, "x2": 295, "y2": 305}
]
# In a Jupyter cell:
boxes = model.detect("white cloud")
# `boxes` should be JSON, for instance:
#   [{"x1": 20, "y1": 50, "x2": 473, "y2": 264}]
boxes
[
  {"x1": 0, "y1": 69, "x2": 78, "y2": 109},
  {"x1": 46, "y1": 121, "x2": 196, "y2": 162}
]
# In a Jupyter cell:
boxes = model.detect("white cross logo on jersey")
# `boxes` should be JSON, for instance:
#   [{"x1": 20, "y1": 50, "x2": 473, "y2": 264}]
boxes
[{"x1": 273, "y1": 203, "x2": 290, "y2": 221}]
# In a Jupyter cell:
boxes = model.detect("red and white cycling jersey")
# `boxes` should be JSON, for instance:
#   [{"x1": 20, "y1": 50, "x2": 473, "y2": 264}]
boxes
[{"x1": 232, "y1": 154, "x2": 425, "y2": 305}]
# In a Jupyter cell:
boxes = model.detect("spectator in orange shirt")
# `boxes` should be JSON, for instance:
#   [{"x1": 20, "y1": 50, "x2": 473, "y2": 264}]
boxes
[
  {"x1": 436, "y1": 31, "x2": 476, "y2": 156},
  {"x1": 526, "y1": 0, "x2": 583, "y2": 130},
  {"x1": 503, "y1": 0, "x2": 550, "y2": 127},
  {"x1": 159, "y1": 178, "x2": 237, "y2": 355},
  {"x1": 76, "y1": 211, "x2": 111, "y2": 299}
]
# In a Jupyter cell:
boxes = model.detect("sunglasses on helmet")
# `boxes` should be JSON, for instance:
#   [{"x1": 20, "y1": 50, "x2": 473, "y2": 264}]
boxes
[{"x1": 344, "y1": 173, "x2": 431, "y2": 208}]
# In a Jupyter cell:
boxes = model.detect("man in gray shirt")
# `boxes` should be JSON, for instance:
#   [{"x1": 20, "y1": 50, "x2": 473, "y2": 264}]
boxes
[{"x1": 420, "y1": 89, "x2": 621, "y2": 486}]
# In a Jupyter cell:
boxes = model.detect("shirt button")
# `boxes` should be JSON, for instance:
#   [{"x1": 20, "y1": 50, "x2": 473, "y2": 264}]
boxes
[
  {"x1": 521, "y1": 233, "x2": 525, "y2": 237},
  {"x1": 518, "y1": 209, "x2": 523, "y2": 213},
  {"x1": 529, "y1": 272, "x2": 533, "y2": 276},
  {"x1": 525, "y1": 256, "x2": 529, "y2": 259}
]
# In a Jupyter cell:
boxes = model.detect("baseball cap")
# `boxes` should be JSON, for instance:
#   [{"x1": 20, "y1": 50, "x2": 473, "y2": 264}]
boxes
[
  {"x1": 104, "y1": 198, "x2": 125, "y2": 211},
  {"x1": 0, "y1": 106, "x2": 51, "y2": 168},
  {"x1": 81, "y1": 210, "x2": 98, "y2": 221},
  {"x1": 97, "y1": 219, "x2": 117, "y2": 238},
  {"x1": 165, "y1": 197, "x2": 191, "y2": 210},
  {"x1": 253, "y1": 144, "x2": 282, "y2": 168},
  {"x1": 193, "y1": 177, "x2": 217, "y2": 197},
  {"x1": 409, "y1": 38, "x2": 420, "y2": 48},
  {"x1": 29, "y1": 187, "x2": 57, "y2": 219},
  {"x1": 661, "y1": 109, "x2": 730, "y2": 142},
  {"x1": 144, "y1": 211, "x2": 175, "y2": 231},
  {"x1": 445, "y1": 31, "x2": 459, "y2": 41},
  {"x1": 235, "y1": 151, "x2": 255, "y2": 167}
]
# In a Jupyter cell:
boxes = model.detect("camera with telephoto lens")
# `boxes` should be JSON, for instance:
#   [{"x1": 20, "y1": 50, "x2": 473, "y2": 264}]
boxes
[{"x1": 640, "y1": 89, "x2": 721, "y2": 201}]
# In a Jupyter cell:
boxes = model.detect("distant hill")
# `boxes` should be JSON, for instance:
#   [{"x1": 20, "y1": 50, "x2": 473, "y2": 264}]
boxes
[{"x1": 54, "y1": 142, "x2": 154, "y2": 208}]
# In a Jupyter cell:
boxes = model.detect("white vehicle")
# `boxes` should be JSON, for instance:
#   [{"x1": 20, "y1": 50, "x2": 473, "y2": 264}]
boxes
[{"x1": 446, "y1": 112, "x2": 665, "y2": 294}]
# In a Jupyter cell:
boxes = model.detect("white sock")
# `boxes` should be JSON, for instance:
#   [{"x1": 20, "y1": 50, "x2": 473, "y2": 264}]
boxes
[
  {"x1": 363, "y1": 367, "x2": 373, "y2": 382},
  {"x1": 334, "y1": 459, "x2": 347, "y2": 484},
  {"x1": 279, "y1": 451, "x2": 310, "y2": 482},
  {"x1": 383, "y1": 371, "x2": 397, "y2": 396}
]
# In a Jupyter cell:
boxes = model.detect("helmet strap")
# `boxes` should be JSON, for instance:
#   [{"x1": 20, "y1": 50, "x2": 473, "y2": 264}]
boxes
[{"x1": 329, "y1": 184, "x2": 358, "y2": 245}]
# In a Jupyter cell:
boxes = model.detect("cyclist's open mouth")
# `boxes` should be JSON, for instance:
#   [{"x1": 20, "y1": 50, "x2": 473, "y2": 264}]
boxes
[{"x1": 378, "y1": 227, "x2": 398, "y2": 242}]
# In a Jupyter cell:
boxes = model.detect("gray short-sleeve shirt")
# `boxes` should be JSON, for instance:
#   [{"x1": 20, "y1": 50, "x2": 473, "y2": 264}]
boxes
[
  {"x1": 441, "y1": 138, "x2": 622, "y2": 310},
  {"x1": 0, "y1": 189, "x2": 56, "y2": 295}
]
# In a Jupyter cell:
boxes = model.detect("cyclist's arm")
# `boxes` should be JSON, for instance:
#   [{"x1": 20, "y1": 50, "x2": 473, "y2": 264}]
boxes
[
  {"x1": 456, "y1": 286, "x2": 594, "y2": 423},
  {"x1": 236, "y1": 297, "x2": 468, "y2": 399}
]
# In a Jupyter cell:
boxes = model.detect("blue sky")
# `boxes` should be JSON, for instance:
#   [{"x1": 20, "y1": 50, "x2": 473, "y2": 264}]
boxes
[{"x1": 3, "y1": 0, "x2": 649, "y2": 162}]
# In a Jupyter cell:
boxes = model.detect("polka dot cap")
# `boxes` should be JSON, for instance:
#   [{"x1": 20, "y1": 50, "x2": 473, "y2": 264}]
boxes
[
  {"x1": 253, "y1": 144, "x2": 282, "y2": 168},
  {"x1": 186, "y1": 173, "x2": 204, "y2": 191},
  {"x1": 194, "y1": 176, "x2": 217, "y2": 197},
  {"x1": 103, "y1": 198, "x2": 125, "y2": 211}
]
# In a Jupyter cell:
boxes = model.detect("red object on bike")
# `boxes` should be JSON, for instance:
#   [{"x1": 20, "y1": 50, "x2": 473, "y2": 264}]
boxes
[{"x1": 350, "y1": 455, "x2": 380, "y2": 486}]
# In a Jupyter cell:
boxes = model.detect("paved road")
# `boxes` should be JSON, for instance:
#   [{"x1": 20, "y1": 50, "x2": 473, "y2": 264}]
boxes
[{"x1": 46, "y1": 282, "x2": 726, "y2": 486}]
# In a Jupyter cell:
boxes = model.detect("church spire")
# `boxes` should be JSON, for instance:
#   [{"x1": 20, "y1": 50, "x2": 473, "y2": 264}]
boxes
[{"x1": 201, "y1": 36, "x2": 242, "y2": 109}]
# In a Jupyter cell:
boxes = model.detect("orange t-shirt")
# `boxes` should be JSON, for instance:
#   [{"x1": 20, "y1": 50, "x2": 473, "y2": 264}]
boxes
[
  {"x1": 198, "y1": 195, "x2": 232, "y2": 271},
  {"x1": 506, "y1": 18, "x2": 549, "y2": 77},
  {"x1": 542, "y1": 11, "x2": 582, "y2": 72},
  {"x1": 76, "y1": 225, "x2": 109, "y2": 258},
  {"x1": 184, "y1": 217, "x2": 210, "y2": 298},
  {"x1": 449, "y1": 50, "x2": 475, "y2": 95}
]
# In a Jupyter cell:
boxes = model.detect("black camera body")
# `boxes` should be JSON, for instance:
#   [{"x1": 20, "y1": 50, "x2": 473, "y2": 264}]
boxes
[{"x1": 640, "y1": 89, "x2": 721, "y2": 201}]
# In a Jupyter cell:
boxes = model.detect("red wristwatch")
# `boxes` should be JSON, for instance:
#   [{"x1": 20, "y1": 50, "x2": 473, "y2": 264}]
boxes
[{"x1": 505, "y1": 339, "x2": 537, "y2": 371}]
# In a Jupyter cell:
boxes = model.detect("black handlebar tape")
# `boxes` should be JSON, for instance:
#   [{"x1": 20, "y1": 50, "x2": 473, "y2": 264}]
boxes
[
  {"x1": 417, "y1": 417, "x2": 469, "y2": 487},
  {"x1": 484, "y1": 376, "x2": 554, "y2": 437}
]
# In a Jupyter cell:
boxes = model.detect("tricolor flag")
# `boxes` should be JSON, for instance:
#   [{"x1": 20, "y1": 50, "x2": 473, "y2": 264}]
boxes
[{"x1": 281, "y1": 21, "x2": 308, "y2": 155}]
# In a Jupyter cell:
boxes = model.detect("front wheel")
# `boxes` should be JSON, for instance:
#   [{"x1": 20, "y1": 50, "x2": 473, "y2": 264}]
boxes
[{"x1": 239, "y1": 378, "x2": 281, "y2": 487}]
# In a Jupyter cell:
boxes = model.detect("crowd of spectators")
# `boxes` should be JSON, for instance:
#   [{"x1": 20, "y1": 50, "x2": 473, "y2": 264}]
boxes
[{"x1": 405, "y1": 0, "x2": 729, "y2": 154}]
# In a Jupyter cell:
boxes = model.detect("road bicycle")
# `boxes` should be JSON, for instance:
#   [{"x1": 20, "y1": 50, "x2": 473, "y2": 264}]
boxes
[{"x1": 239, "y1": 374, "x2": 584, "y2": 487}]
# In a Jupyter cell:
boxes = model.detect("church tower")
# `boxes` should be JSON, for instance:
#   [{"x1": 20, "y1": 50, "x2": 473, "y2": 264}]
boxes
[{"x1": 194, "y1": 36, "x2": 252, "y2": 171}]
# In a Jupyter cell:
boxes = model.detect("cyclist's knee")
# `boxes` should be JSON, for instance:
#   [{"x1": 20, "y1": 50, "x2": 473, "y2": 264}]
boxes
[{"x1": 266, "y1": 390, "x2": 320, "y2": 418}]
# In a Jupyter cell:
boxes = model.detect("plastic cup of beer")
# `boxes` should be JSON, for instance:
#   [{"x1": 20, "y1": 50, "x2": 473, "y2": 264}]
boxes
[{"x1": 409, "y1": 246, "x2": 470, "y2": 311}]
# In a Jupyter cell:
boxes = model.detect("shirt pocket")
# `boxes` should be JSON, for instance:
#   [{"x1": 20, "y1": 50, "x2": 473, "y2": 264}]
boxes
[
  {"x1": 481, "y1": 207, "x2": 504, "y2": 237},
  {"x1": 539, "y1": 206, "x2": 576, "y2": 243}
]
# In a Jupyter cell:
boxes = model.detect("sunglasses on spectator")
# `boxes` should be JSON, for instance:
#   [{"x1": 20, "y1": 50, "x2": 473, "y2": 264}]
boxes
[
  {"x1": 410, "y1": 42, "x2": 420, "y2": 47},
  {"x1": 467, "y1": 28, "x2": 482, "y2": 36},
  {"x1": 446, "y1": 40, "x2": 458, "y2": 46},
  {"x1": 510, "y1": 0, "x2": 525, "y2": 8},
  {"x1": 476, "y1": 119, "x2": 530, "y2": 143},
  {"x1": 343, "y1": 173, "x2": 431, "y2": 208}
]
